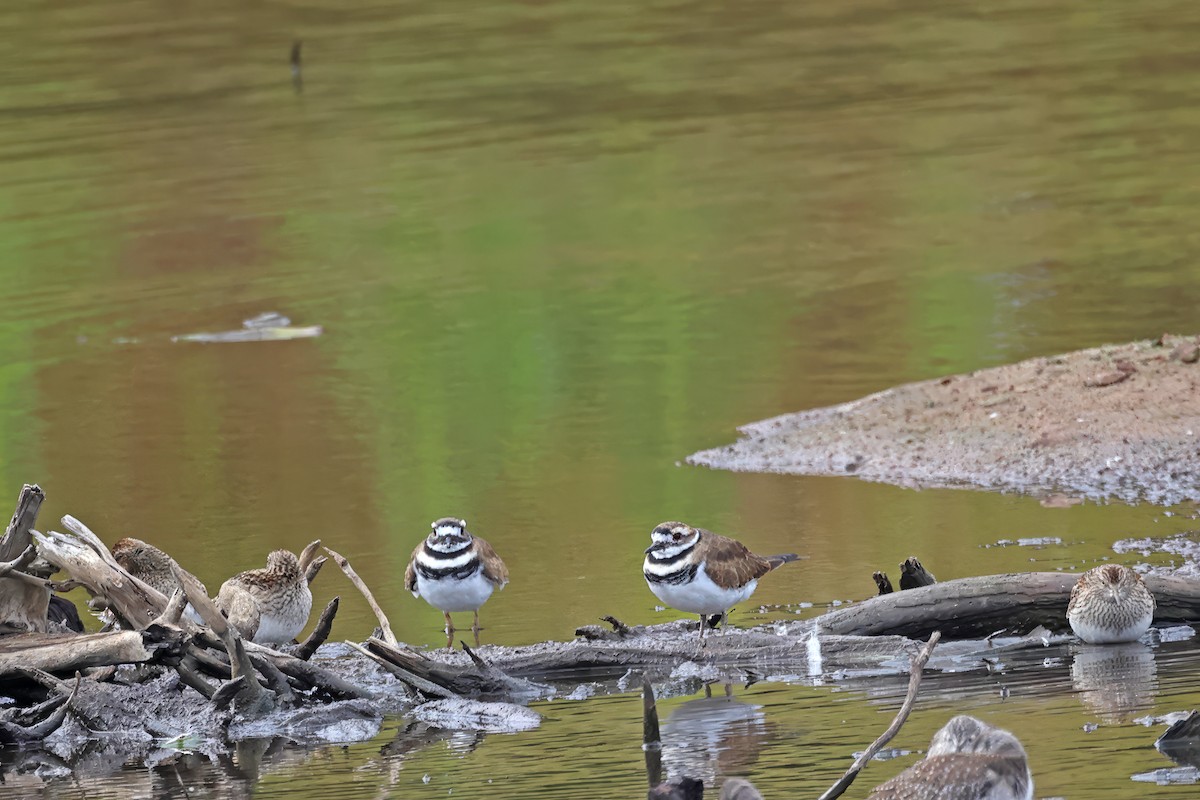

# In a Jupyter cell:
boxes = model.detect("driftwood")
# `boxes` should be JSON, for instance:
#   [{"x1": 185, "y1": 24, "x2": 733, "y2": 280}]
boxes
[
  {"x1": 0, "y1": 629, "x2": 184, "y2": 677},
  {"x1": 20, "y1": 505, "x2": 376, "y2": 760},
  {"x1": 325, "y1": 546, "x2": 396, "y2": 646},
  {"x1": 0, "y1": 672, "x2": 81, "y2": 743},
  {"x1": 0, "y1": 485, "x2": 50, "y2": 633},
  {"x1": 820, "y1": 572, "x2": 1200, "y2": 638}
]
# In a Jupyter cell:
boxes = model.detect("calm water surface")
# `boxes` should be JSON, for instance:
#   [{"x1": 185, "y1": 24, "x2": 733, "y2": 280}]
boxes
[{"x1": 2, "y1": 0, "x2": 1200, "y2": 797}]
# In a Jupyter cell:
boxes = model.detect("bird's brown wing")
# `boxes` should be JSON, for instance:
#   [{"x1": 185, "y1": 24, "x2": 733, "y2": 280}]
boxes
[
  {"x1": 216, "y1": 580, "x2": 262, "y2": 642},
  {"x1": 1067, "y1": 575, "x2": 1084, "y2": 615},
  {"x1": 475, "y1": 537, "x2": 509, "y2": 588},
  {"x1": 403, "y1": 542, "x2": 424, "y2": 595},
  {"x1": 700, "y1": 530, "x2": 774, "y2": 590}
]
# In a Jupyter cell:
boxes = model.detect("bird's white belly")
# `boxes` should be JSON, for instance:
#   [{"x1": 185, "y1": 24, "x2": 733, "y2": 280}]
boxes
[
  {"x1": 417, "y1": 570, "x2": 495, "y2": 613},
  {"x1": 254, "y1": 613, "x2": 303, "y2": 646},
  {"x1": 647, "y1": 564, "x2": 757, "y2": 615},
  {"x1": 1068, "y1": 612, "x2": 1152, "y2": 644},
  {"x1": 251, "y1": 587, "x2": 313, "y2": 645}
]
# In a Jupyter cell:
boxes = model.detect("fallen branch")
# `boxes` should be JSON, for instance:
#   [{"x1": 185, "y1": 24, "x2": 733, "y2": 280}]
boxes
[
  {"x1": 172, "y1": 563, "x2": 273, "y2": 717},
  {"x1": 0, "y1": 629, "x2": 183, "y2": 677},
  {"x1": 820, "y1": 572, "x2": 1200, "y2": 638},
  {"x1": 324, "y1": 546, "x2": 396, "y2": 646},
  {"x1": 294, "y1": 596, "x2": 339, "y2": 661},
  {"x1": 816, "y1": 631, "x2": 942, "y2": 800}
]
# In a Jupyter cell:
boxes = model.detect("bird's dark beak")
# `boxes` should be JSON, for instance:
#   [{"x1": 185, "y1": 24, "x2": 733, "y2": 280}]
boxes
[{"x1": 645, "y1": 544, "x2": 655, "y2": 554}]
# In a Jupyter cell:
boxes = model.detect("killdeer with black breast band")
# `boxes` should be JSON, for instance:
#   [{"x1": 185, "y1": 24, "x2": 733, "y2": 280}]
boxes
[
  {"x1": 405, "y1": 517, "x2": 509, "y2": 649},
  {"x1": 643, "y1": 521, "x2": 799, "y2": 645}
]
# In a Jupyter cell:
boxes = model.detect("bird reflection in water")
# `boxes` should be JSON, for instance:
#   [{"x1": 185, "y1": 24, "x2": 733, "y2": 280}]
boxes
[
  {"x1": 658, "y1": 685, "x2": 772, "y2": 785},
  {"x1": 1070, "y1": 641, "x2": 1158, "y2": 723}
]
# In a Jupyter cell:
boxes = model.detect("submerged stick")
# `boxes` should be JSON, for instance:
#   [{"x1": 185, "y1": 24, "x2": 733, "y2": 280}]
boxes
[
  {"x1": 816, "y1": 630, "x2": 942, "y2": 800},
  {"x1": 324, "y1": 546, "x2": 397, "y2": 646},
  {"x1": 643, "y1": 678, "x2": 663, "y2": 788}
]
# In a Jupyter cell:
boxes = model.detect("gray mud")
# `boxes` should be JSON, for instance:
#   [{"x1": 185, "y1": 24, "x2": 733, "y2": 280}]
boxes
[{"x1": 689, "y1": 334, "x2": 1200, "y2": 505}]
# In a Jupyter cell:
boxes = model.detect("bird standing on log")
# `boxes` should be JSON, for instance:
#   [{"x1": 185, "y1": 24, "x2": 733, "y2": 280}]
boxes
[
  {"x1": 405, "y1": 517, "x2": 509, "y2": 649},
  {"x1": 216, "y1": 549, "x2": 313, "y2": 646},
  {"x1": 1067, "y1": 564, "x2": 1155, "y2": 644},
  {"x1": 643, "y1": 521, "x2": 799, "y2": 645}
]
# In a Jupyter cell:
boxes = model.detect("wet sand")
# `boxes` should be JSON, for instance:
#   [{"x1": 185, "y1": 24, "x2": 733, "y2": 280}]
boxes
[{"x1": 689, "y1": 334, "x2": 1200, "y2": 505}]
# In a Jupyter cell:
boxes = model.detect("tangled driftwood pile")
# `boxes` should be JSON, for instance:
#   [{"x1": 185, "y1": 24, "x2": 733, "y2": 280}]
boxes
[{"x1": 2, "y1": 481, "x2": 1199, "y2": 784}]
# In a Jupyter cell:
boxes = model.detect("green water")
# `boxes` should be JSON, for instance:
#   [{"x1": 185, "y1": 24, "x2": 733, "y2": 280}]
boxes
[{"x1": 3, "y1": 0, "x2": 1200, "y2": 796}]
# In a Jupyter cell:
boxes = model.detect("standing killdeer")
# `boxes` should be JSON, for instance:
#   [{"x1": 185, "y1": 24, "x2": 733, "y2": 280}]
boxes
[
  {"x1": 867, "y1": 715, "x2": 1033, "y2": 800},
  {"x1": 404, "y1": 517, "x2": 509, "y2": 648},
  {"x1": 1067, "y1": 564, "x2": 1156, "y2": 644},
  {"x1": 643, "y1": 521, "x2": 799, "y2": 644},
  {"x1": 216, "y1": 548, "x2": 314, "y2": 646}
]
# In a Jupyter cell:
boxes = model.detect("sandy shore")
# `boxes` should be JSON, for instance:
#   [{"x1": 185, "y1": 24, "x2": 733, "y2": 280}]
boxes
[{"x1": 689, "y1": 334, "x2": 1200, "y2": 505}]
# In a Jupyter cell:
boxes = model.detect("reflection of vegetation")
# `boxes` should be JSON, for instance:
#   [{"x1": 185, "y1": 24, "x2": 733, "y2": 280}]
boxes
[{"x1": 1, "y1": 0, "x2": 1199, "y2": 659}]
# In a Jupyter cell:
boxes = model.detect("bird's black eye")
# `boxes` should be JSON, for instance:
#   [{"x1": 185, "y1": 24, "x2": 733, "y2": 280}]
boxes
[{"x1": 673, "y1": 531, "x2": 682, "y2": 541}]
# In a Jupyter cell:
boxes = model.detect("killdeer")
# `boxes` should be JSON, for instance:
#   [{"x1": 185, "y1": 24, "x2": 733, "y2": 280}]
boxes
[
  {"x1": 404, "y1": 517, "x2": 509, "y2": 648},
  {"x1": 1067, "y1": 564, "x2": 1156, "y2": 644},
  {"x1": 643, "y1": 521, "x2": 799, "y2": 644},
  {"x1": 867, "y1": 715, "x2": 1033, "y2": 800},
  {"x1": 216, "y1": 548, "x2": 314, "y2": 646}
]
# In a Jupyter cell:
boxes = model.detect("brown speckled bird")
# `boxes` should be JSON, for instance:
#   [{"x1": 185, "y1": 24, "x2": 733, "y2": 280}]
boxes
[
  {"x1": 1067, "y1": 564, "x2": 1156, "y2": 644},
  {"x1": 111, "y1": 537, "x2": 182, "y2": 598},
  {"x1": 216, "y1": 549, "x2": 313, "y2": 646},
  {"x1": 867, "y1": 715, "x2": 1033, "y2": 800}
]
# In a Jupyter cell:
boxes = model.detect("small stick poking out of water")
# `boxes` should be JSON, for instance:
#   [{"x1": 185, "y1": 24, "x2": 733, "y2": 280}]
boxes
[
  {"x1": 291, "y1": 40, "x2": 303, "y2": 93},
  {"x1": 643, "y1": 678, "x2": 663, "y2": 788}
]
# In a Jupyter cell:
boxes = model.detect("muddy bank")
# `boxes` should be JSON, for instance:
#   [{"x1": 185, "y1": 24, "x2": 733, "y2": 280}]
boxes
[{"x1": 689, "y1": 334, "x2": 1200, "y2": 505}]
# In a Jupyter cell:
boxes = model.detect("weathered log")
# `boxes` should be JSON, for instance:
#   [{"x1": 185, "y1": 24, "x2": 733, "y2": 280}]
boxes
[
  {"x1": 0, "y1": 485, "x2": 49, "y2": 633},
  {"x1": 819, "y1": 572, "x2": 1200, "y2": 638},
  {"x1": 359, "y1": 620, "x2": 924, "y2": 702},
  {"x1": 0, "y1": 629, "x2": 183, "y2": 677},
  {"x1": 34, "y1": 519, "x2": 167, "y2": 629}
]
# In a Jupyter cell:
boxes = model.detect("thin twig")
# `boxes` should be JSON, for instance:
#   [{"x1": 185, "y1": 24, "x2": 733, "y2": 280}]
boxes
[
  {"x1": 323, "y1": 546, "x2": 396, "y2": 646},
  {"x1": 816, "y1": 630, "x2": 942, "y2": 800}
]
